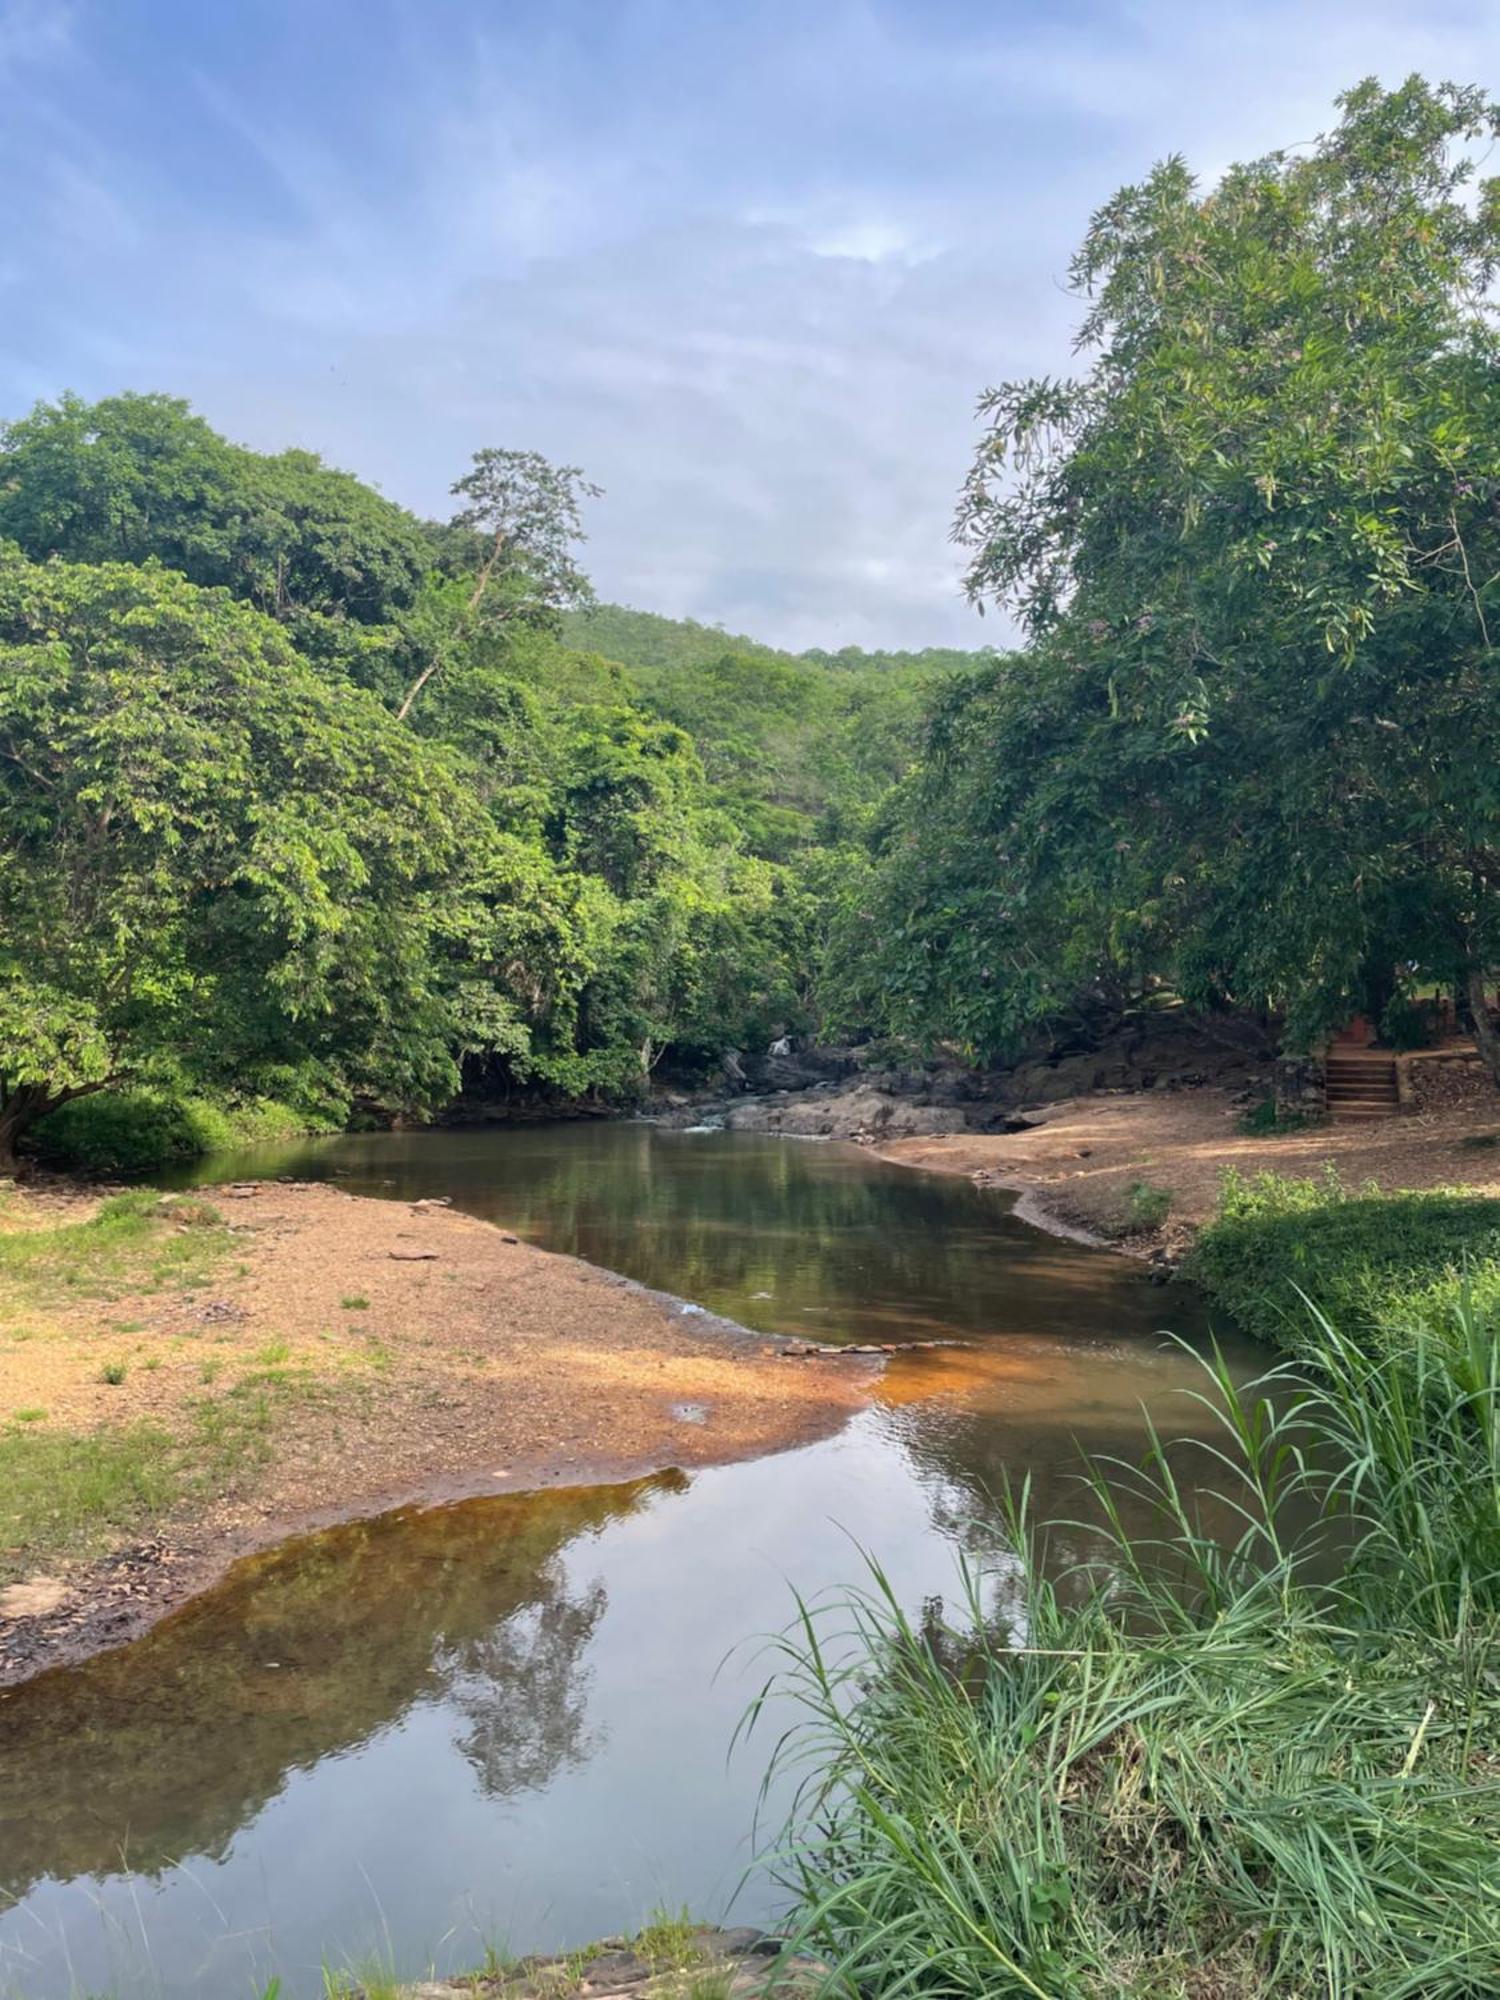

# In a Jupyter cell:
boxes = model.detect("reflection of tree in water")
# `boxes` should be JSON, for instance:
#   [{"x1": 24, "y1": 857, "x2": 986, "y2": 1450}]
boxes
[
  {"x1": 441, "y1": 1572, "x2": 607, "y2": 1796},
  {"x1": 208, "y1": 1125, "x2": 1218, "y2": 1353},
  {"x1": 0, "y1": 1473, "x2": 684, "y2": 1901}
]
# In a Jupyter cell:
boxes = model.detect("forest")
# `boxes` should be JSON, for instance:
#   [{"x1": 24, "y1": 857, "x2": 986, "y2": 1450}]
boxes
[
  {"x1": 0, "y1": 393, "x2": 986, "y2": 1171},
  {"x1": 5, "y1": 76, "x2": 1500, "y2": 1172}
]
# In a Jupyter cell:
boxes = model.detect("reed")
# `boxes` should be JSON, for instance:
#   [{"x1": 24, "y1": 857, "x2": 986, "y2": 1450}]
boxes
[{"x1": 753, "y1": 1297, "x2": 1500, "y2": 1996}]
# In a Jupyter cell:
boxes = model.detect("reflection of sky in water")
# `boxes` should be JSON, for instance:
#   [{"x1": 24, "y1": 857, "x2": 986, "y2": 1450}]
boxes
[{"x1": 0, "y1": 1129, "x2": 1263, "y2": 1999}]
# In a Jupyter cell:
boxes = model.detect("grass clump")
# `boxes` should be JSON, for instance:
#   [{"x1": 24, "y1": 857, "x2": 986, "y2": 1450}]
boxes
[
  {"x1": 0, "y1": 1418, "x2": 181, "y2": 1578},
  {"x1": 633, "y1": 1907, "x2": 704, "y2": 1971},
  {"x1": 756, "y1": 1300, "x2": 1500, "y2": 1997},
  {"x1": 0, "y1": 1188, "x2": 232, "y2": 1310},
  {"x1": 1101, "y1": 1179, "x2": 1174, "y2": 1239},
  {"x1": 1185, "y1": 1166, "x2": 1500, "y2": 1348}
]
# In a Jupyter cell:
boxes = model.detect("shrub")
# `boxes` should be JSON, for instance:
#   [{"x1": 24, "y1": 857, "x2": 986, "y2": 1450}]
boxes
[
  {"x1": 31, "y1": 1088, "x2": 333, "y2": 1175},
  {"x1": 1235, "y1": 1097, "x2": 1319, "y2": 1136},
  {"x1": 1379, "y1": 991, "x2": 1435, "y2": 1051},
  {"x1": 1186, "y1": 1166, "x2": 1500, "y2": 1348}
]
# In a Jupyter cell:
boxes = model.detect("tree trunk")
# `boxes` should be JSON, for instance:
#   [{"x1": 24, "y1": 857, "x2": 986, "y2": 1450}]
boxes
[
  {"x1": 0, "y1": 1084, "x2": 55, "y2": 1177},
  {"x1": 1465, "y1": 964, "x2": 1500, "y2": 1090}
]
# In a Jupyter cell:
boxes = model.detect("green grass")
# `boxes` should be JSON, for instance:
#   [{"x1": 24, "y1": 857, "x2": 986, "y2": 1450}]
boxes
[
  {"x1": 0, "y1": 1420, "x2": 182, "y2": 1580},
  {"x1": 1186, "y1": 1166, "x2": 1500, "y2": 1348},
  {"x1": 755, "y1": 1298, "x2": 1500, "y2": 1997},
  {"x1": 341, "y1": 1294, "x2": 370, "y2": 1310},
  {"x1": 633, "y1": 1908, "x2": 704, "y2": 1972},
  {"x1": 0, "y1": 1372, "x2": 309, "y2": 1582},
  {"x1": 0, "y1": 1188, "x2": 232, "y2": 1313}
]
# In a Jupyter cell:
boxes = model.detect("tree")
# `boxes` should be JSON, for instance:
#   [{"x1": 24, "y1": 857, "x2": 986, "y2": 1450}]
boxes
[
  {"x1": 395, "y1": 448, "x2": 601, "y2": 721},
  {"x1": 0, "y1": 549, "x2": 486, "y2": 1170},
  {"x1": 943, "y1": 77, "x2": 1500, "y2": 1067},
  {"x1": 0, "y1": 392, "x2": 432, "y2": 632}
]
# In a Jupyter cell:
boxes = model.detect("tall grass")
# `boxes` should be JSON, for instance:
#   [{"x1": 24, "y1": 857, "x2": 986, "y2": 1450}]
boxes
[{"x1": 753, "y1": 1299, "x2": 1500, "y2": 1997}]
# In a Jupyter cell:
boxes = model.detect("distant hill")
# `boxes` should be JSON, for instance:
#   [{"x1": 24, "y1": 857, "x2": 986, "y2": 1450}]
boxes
[
  {"x1": 563, "y1": 604, "x2": 998, "y2": 857},
  {"x1": 563, "y1": 602, "x2": 993, "y2": 681}
]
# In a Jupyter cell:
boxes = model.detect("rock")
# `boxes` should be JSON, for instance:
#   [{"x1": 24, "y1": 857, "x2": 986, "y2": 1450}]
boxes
[
  {"x1": 388, "y1": 1248, "x2": 439, "y2": 1261},
  {"x1": 0, "y1": 1576, "x2": 70, "y2": 1620}
]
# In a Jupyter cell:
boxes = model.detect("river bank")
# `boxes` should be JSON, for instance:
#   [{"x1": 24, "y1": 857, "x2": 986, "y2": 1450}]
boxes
[
  {"x1": 0, "y1": 1180, "x2": 876, "y2": 1685},
  {"x1": 873, "y1": 1085, "x2": 1500, "y2": 1256}
]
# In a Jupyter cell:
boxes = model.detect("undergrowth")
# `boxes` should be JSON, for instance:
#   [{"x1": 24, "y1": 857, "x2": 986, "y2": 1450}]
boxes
[
  {"x1": 754, "y1": 1299, "x2": 1500, "y2": 1997},
  {"x1": 1185, "y1": 1166, "x2": 1500, "y2": 1349},
  {"x1": 31, "y1": 1086, "x2": 342, "y2": 1176}
]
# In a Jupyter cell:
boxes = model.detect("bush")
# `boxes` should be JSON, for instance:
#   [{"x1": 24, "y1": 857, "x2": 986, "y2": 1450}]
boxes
[
  {"x1": 1235, "y1": 1097, "x2": 1319, "y2": 1136},
  {"x1": 1379, "y1": 991, "x2": 1435, "y2": 1051},
  {"x1": 31, "y1": 1089, "x2": 331, "y2": 1175},
  {"x1": 1186, "y1": 1166, "x2": 1500, "y2": 1348}
]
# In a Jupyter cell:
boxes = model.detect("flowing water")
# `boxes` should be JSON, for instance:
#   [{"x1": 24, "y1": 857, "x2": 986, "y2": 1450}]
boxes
[{"x1": 0, "y1": 1126, "x2": 1261, "y2": 1999}]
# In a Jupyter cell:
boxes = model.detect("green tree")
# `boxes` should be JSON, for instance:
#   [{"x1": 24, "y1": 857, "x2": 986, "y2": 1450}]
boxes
[
  {"x1": 937, "y1": 77, "x2": 1500, "y2": 1064},
  {"x1": 395, "y1": 448, "x2": 600, "y2": 722},
  {"x1": 0, "y1": 550, "x2": 486, "y2": 1169}
]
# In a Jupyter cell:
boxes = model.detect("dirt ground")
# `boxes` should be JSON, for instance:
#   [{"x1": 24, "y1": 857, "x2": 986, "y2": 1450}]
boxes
[
  {"x1": 877, "y1": 1087, "x2": 1500, "y2": 1253},
  {"x1": 0, "y1": 1181, "x2": 876, "y2": 1681}
]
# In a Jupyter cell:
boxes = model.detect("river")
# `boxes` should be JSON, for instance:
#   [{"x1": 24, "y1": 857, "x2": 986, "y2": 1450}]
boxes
[{"x1": 0, "y1": 1126, "x2": 1261, "y2": 1999}]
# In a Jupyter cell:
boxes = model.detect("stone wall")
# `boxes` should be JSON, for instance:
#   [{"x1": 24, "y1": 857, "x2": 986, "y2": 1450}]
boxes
[{"x1": 1274, "y1": 1054, "x2": 1327, "y2": 1120}]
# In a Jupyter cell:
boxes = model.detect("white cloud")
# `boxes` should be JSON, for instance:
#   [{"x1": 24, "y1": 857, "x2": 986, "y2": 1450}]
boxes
[{"x1": 6, "y1": 0, "x2": 1500, "y2": 649}]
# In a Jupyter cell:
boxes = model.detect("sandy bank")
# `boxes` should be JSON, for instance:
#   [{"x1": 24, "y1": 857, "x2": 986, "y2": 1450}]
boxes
[
  {"x1": 0, "y1": 1182, "x2": 877, "y2": 1683},
  {"x1": 875, "y1": 1087, "x2": 1500, "y2": 1253}
]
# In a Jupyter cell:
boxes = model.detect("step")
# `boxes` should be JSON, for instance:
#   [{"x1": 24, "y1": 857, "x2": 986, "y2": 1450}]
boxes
[{"x1": 1330, "y1": 1103, "x2": 1399, "y2": 1120}]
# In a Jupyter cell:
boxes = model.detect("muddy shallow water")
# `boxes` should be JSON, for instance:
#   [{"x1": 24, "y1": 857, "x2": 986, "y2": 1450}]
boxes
[{"x1": 0, "y1": 1127, "x2": 1262, "y2": 1998}]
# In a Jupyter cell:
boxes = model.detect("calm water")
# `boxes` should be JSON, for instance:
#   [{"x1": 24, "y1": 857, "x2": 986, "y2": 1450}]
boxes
[{"x1": 0, "y1": 1127, "x2": 1260, "y2": 1999}]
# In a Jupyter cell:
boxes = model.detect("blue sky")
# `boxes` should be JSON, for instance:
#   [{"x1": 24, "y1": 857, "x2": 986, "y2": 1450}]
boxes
[{"x1": 4, "y1": 0, "x2": 1498, "y2": 649}]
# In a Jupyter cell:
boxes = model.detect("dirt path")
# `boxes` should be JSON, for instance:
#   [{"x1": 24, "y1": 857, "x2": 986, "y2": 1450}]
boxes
[
  {"x1": 0, "y1": 1182, "x2": 877, "y2": 1682},
  {"x1": 876, "y1": 1088, "x2": 1500, "y2": 1253}
]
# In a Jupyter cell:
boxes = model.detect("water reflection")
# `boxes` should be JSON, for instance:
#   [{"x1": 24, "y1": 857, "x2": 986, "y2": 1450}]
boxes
[
  {"x1": 167, "y1": 1124, "x2": 1212, "y2": 1351},
  {"x1": 0, "y1": 1476, "x2": 676, "y2": 1903},
  {"x1": 0, "y1": 1127, "x2": 1266, "y2": 1998}
]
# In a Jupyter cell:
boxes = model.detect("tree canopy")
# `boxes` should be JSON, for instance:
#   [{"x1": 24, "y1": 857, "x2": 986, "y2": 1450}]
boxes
[
  {"x1": 831, "y1": 77, "x2": 1500, "y2": 1072},
  {"x1": 0, "y1": 393, "x2": 971, "y2": 1162}
]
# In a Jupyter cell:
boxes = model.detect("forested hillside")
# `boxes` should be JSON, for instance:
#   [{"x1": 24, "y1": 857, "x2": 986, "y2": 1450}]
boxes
[
  {"x1": 7, "y1": 79, "x2": 1500, "y2": 1175},
  {"x1": 0, "y1": 394, "x2": 975, "y2": 1169},
  {"x1": 563, "y1": 604, "x2": 986, "y2": 857}
]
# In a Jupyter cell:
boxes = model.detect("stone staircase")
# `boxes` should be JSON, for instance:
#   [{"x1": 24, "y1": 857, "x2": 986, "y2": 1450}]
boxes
[{"x1": 1325, "y1": 1046, "x2": 1400, "y2": 1121}]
